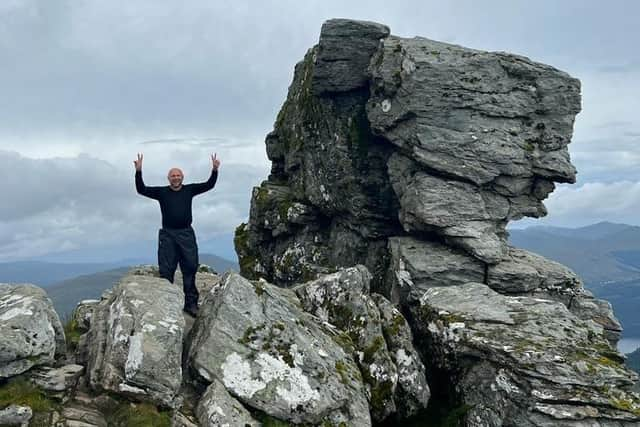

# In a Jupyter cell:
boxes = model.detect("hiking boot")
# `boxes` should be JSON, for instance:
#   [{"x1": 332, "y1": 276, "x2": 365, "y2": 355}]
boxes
[{"x1": 183, "y1": 305, "x2": 199, "y2": 317}]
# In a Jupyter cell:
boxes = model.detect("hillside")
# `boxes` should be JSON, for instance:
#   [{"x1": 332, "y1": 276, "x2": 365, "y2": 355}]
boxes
[
  {"x1": 509, "y1": 222, "x2": 640, "y2": 285},
  {"x1": 45, "y1": 253, "x2": 238, "y2": 318}
]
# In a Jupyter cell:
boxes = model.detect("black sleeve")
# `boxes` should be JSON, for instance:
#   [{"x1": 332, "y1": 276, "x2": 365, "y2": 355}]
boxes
[
  {"x1": 190, "y1": 169, "x2": 218, "y2": 196},
  {"x1": 135, "y1": 171, "x2": 162, "y2": 200}
]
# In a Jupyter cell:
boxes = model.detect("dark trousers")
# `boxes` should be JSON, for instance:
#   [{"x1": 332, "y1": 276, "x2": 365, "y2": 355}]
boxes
[{"x1": 158, "y1": 227, "x2": 199, "y2": 308}]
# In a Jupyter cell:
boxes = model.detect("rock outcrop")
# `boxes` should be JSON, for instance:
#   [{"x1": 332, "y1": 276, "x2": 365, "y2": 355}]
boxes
[
  {"x1": 85, "y1": 273, "x2": 186, "y2": 408},
  {"x1": 0, "y1": 284, "x2": 66, "y2": 379},
  {"x1": 234, "y1": 17, "x2": 640, "y2": 425}
]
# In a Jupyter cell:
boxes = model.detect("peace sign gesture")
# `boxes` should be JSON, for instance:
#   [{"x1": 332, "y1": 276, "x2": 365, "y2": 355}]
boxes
[
  {"x1": 211, "y1": 153, "x2": 221, "y2": 171},
  {"x1": 134, "y1": 153, "x2": 143, "y2": 171}
]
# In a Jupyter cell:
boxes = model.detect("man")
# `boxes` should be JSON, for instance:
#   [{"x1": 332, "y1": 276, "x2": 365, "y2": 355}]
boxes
[{"x1": 134, "y1": 152, "x2": 220, "y2": 317}]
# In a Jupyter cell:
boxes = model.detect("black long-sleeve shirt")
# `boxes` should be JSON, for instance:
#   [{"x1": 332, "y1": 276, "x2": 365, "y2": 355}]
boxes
[{"x1": 135, "y1": 169, "x2": 218, "y2": 229}]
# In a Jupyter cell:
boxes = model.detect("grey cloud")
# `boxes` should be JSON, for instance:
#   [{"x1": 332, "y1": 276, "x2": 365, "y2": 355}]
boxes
[{"x1": 0, "y1": 150, "x2": 268, "y2": 261}]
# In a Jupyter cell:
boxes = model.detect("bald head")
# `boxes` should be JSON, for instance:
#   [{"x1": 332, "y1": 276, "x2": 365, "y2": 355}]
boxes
[{"x1": 167, "y1": 168, "x2": 184, "y2": 190}]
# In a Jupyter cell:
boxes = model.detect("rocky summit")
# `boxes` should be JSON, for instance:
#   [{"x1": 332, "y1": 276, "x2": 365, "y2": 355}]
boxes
[{"x1": 1, "y1": 18, "x2": 639, "y2": 427}]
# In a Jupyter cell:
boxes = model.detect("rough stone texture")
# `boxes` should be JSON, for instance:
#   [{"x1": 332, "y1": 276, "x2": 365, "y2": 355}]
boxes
[
  {"x1": 29, "y1": 364, "x2": 84, "y2": 392},
  {"x1": 187, "y1": 271, "x2": 371, "y2": 426},
  {"x1": 72, "y1": 299, "x2": 100, "y2": 331},
  {"x1": 85, "y1": 273, "x2": 185, "y2": 408},
  {"x1": 195, "y1": 379, "x2": 260, "y2": 427},
  {"x1": 294, "y1": 266, "x2": 400, "y2": 422},
  {"x1": 487, "y1": 247, "x2": 623, "y2": 346},
  {"x1": 0, "y1": 404, "x2": 32, "y2": 426},
  {"x1": 235, "y1": 20, "x2": 401, "y2": 290},
  {"x1": 372, "y1": 294, "x2": 430, "y2": 418},
  {"x1": 0, "y1": 283, "x2": 66, "y2": 379},
  {"x1": 366, "y1": 34, "x2": 579, "y2": 262},
  {"x1": 312, "y1": 18, "x2": 390, "y2": 94},
  {"x1": 60, "y1": 403, "x2": 107, "y2": 427},
  {"x1": 386, "y1": 236, "x2": 485, "y2": 305},
  {"x1": 412, "y1": 283, "x2": 640, "y2": 425}
]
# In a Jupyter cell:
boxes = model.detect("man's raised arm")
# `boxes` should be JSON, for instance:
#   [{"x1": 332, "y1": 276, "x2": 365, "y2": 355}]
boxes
[
  {"x1": 191, "y1": 153, "x2": 220, "y2": 196},
  {"x1": 134, "y1": 153, "x2": 161, "y2": 199}
]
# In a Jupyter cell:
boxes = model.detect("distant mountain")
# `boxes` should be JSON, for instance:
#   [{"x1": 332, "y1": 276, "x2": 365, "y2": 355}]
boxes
[
  {"x1": 509, "y1": 222, "x2": 640, "y2": 338},
  {"x1": 0, "y1": 261, "x2": 129, "y2": 287},
  {"x1": 509, "y1": 222, "x2": 640, "y2": 285},
  {"x1": 39, "y1": 253, "x2": 237, "y2": 318},
  {"x1": 626, "y1": 347, "x2": 640, "y2": 373}
]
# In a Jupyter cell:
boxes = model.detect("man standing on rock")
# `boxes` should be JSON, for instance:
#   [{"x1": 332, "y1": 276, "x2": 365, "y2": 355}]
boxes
[{"x1": 134, "y1": 153, "x2": 220, "y2": 317}]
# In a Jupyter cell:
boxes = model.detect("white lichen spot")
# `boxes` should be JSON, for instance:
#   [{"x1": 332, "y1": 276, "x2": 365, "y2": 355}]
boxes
[
  {"x1": 125, "y1": 333, "x2": 144, "y2": 379},
  {"x1": 221, "y1": 353, "x2": 266, "y2": 398},
  {"x1": 130, "y1": 299, "x2": 145, "y2": 308},
  {"x1": 449, "y1": 322, "x2": 465, "y2": 331},
  {"x1": 494, "y1": 369, "x2": 520, "y2": 394},
  {"x1": 289, "y1": 344, "x2": 304, "y2": 367},
  {"x1": 119, "y1": 383, "x2": 147, "y2": 394},
  {"x1": 532, "y1": 389, "x2": 554, "y2": 400},
  {"x1": 142, "y1": 324, "x2": 157, "y2": 333},
  {"x1": 318, "y1": 349, "x2": 329, "y2": 358},
  {"x1": 319, "y1": 184, "x2": 330, "y2": 202},
  {"x1": 256, "y1": 352, "x2": 320, "y2": 408},
  {"x1": 0, "y1": 307, "x2": 34, "y2": 321},
  {"x1": 381, "y1": 99, "x2": 392, "y2": 113},
  {"x1": 395, "y1": 348, "x2": 412, "y2": 367},
  {"x1": 0, "y1": 294, "x2": 25, "y2": 307}
]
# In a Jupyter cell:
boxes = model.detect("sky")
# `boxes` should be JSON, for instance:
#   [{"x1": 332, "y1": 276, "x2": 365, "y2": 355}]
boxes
[{"x1": 1, "y1": 0, "x2": 639, "y2": 262}]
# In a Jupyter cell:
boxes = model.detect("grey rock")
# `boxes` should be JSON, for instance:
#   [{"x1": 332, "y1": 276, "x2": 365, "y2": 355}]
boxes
[
  {"x1": 412, "y1": 282, "x2": 640, "y2": 425},
  {"x1": 367, "y1": 35, "x2": 580, "y2": 186},
  {"x1": 570, "y1": 292, "x2": 623, "y2": 347},
  {"x1": 487, "y1": 247, "x2": 581, "y2": 294},
  {"x1": 387, "y1": 152, "x2": 511, "y2": 262},
  {"x1": 386, "y1": 236, "x2": 485, "y2": 305},
  {"x1": 294, "y1": 266, "x2": 398, "y2": 421},
  {"x1": 172, "y1": 411, "x2": 199, "y2": 427},
  {"x1": 0, "y1": 283, "x2": 66, "y2": 379},
  {"x1": 29, "y1": 364, "x2": 84, "y2": 392},
  {"x1": 312, "y1": 18, "x2": 390, "y2": 95},
  {"x1": 188, "y1": 271, "x2": 371, "y2": 426},
  {"x1": 196, "y1": 379, "x2": 260, "y2": 427},
  {"x1": 61, "y1": 404, "x2": 107, "y2": 427},
  {"x1": 85, "y1": 274, "x2": 185, "y2": 408},
  {"x1": 487, "y1": 247, "x2": 623, "y2": 345},
  {"x1": 72, "y1": 299, "x2": 100, "y2": 331},
  {"x1": 0, "y1": 405, "x2": 32, "y2": 426},
  {"x1": 372, "y1": 294, "x2": 430, "y2": 418}
]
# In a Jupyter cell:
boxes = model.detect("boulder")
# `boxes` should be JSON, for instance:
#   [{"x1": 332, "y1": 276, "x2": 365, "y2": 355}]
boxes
[
  {"x1": 188, "y1": 271, "x2": 371, "y2": 426},
  {"x1": 85, "y1": 274, "x2": 185, "y2": 408},
  {"x1": 0, "y1": 284, "x2": 65, "y2": 379},
  {"x1": 412, "y1": 282, "x2": 640, "y2": 425},
  {"x1": 195, "y1": 379, "x2": 260, "y2": 427}
]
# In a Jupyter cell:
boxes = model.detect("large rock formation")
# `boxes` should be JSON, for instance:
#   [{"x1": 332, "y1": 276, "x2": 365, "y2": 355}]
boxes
[{"x1": 235, "y1": 18, "x2": 640, "y2": 425}]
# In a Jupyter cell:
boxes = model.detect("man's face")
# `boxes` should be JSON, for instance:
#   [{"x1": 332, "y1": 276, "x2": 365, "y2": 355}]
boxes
[{"x1": 167, "y1": 168, "x2": 184, "y2": 189}]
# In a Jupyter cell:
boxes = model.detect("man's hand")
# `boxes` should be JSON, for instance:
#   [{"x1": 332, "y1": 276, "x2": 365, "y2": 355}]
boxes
[
  {"x1": 134, "y1": 153, "x2": 143, "y2": 171},
  {"x1": 212, "y1": 153, "x2": 221, "y2": 171}
]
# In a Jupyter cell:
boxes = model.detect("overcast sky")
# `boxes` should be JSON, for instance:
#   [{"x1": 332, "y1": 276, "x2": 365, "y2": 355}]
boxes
[{"x1": 1, "y1": 0, "x2": 639, "y2": 262}]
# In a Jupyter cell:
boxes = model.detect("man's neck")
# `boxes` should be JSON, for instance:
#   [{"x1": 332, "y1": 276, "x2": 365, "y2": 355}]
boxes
[{"x1": 170, "y1": 185, "x2": 183, "y2": 191}]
